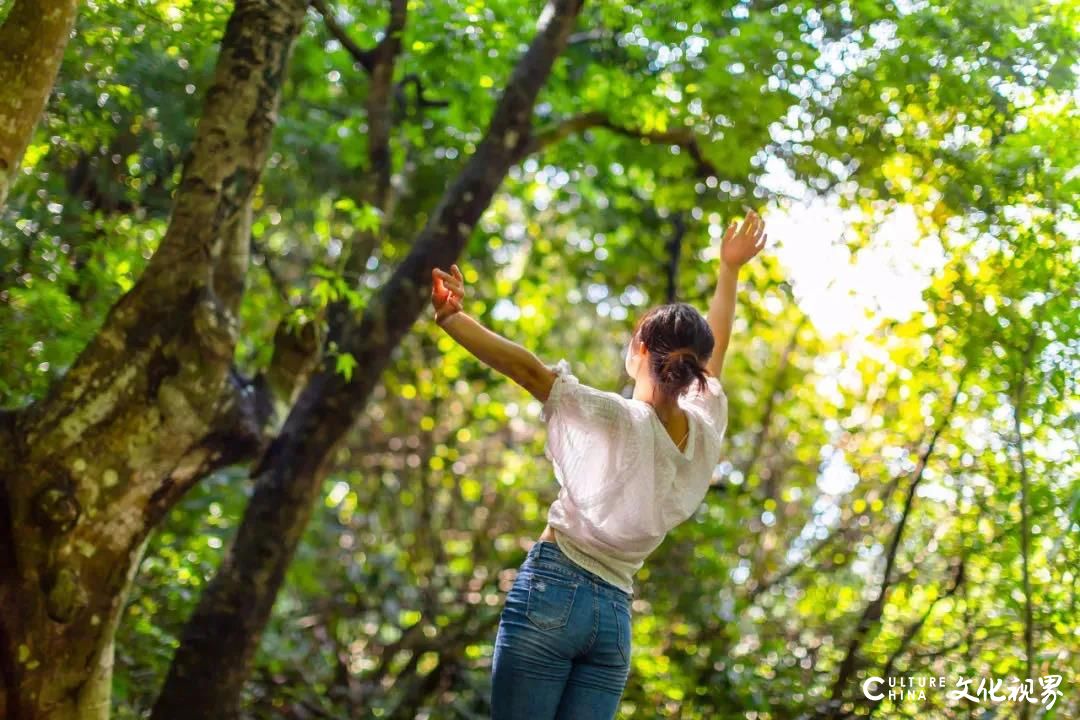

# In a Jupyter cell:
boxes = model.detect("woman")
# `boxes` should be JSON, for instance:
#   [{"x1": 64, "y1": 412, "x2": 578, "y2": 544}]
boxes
[{"x1": 430, "y1": 211, "x2": 767, "y2": 719}]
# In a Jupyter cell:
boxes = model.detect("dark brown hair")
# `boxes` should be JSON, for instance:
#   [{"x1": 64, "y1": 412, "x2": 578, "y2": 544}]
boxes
[{"x1": 630, "y1": 302, "x2": 715, "y2": 398}]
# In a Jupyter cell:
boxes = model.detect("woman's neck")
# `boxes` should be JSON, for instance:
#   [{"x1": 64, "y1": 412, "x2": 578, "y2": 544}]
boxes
[{"x1": 632, "y1": 383, "x2": 681, "y2": 422}]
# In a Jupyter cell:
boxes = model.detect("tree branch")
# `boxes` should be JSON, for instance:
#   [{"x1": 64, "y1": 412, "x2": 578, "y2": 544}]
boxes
[
  {"x1": 745, "y1": 524, "x2": 846, "y2": 604},
  {"x1": 1013, "y1": 322, "x2": 1040, "y2": 715},
  {"x1": 741, "y1": 315, "x2": 807, "y2": 480},
  {"x1": 864, "y1": 558, "x2": 966, "y2": 718},
  {"x1": 339, "y1": 0, "x2": 408, "y2": 278},
  {"x1": 823, "y1": 367, "x2": 970, "y2": 716},
  {"x1": 154, "y1": 2, "x2": 587, "y2": 717},
  {"x1": 0, "y1": 0, "x2": 80, "y2": 209},
  {"x1": 394, "y1": 73, "x2": 450, "y2": 118},
  {"x1": 310, "y1": 0, "x2": 376, "y2": 73},
  {"x1": 740, "y1": 446, "x2": 912, "y2": 607},
  {"x1": 665, "y1": 212, "x2": 685, "y2": 303},
  {"x1": 250, "y1": 237, "x2": 292, "y2": 303},
  {"x1": 364, "y1": 0, "x2": 408, "y2": 209},
  {"x1": 522, "y1": 111, "x2": 721, "y2": 179}
]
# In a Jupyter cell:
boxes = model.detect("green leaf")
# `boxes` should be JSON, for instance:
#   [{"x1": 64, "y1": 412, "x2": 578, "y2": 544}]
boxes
[{"x1": 334, "y1": 352, "x2": 357, "y2": 382}]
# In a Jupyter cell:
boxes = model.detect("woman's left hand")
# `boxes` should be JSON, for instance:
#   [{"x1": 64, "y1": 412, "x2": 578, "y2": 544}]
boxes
[
  {"x1": 431, "y1": 264, "x2": 466, "y2": 324},
  {"x1": 719, "y1": 209, "x2": 767, "y2": 270}
]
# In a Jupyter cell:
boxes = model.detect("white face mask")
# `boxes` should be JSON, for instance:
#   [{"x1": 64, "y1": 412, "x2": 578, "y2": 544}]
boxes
[{"x1": 625, "y1": 336, "x2": 642, "y2": 378}]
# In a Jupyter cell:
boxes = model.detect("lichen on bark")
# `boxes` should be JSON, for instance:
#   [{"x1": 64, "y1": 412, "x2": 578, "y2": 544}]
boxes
[
  {"x1": 0, "y1": 0, "x2": 312, "y2": 717},
  {"x1": 0, "y1": 0, "x2": 80, "y2": 209}
]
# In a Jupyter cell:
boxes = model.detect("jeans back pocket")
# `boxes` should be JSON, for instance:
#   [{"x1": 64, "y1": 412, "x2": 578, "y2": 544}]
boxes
[
  {"x1": 613, "y1": 601, "x2": 631, "y2": 666},
  {"x1": 525, "y1": 573, "x2": 578, "y2": 630}
]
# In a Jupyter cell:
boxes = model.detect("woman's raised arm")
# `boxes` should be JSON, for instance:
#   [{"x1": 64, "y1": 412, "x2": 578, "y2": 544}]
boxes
[
  {"x1": 431, "y1": 264, "x2": 558, "y2": 403},
  {"x1": 705, "y1": 210, "x2": 767, "y2": 379}
]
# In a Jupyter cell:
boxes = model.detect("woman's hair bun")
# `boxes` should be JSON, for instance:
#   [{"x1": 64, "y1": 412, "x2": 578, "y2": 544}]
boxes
[
  {"x1": 658, "y1": 347, "x2": 708, "y2": 397},
  {"x1": 633, "y1": 302, "x2": 715, "y2": 398}
]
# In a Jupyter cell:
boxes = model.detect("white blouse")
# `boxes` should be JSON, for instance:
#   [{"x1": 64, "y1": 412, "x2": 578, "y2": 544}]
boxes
[{"x1": 539, "y1": 358, "x2": 729, "y2": 595}]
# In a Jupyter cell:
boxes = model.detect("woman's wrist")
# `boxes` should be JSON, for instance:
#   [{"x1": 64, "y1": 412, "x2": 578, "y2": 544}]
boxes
[
  {"x1": 718, "y1": 260, "x2": 743, "y2": 278},
  {"x1": 437, "y1": 310, "x2": 465, "y2": 328},
  {"x1": 715, "y1": 264, "x2": 741, "y2": 298}
]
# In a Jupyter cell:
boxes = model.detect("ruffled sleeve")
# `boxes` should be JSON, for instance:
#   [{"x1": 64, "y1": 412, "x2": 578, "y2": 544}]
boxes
[
  {"x1": 681, "y1": 375, "x2": 729, "y2": 441},
  {"x1": 541, "y1": 359, "x2": 627, "y2": 427},
  {"x1": 540, "y1": 359, "x2": 631, "y2": 507}
]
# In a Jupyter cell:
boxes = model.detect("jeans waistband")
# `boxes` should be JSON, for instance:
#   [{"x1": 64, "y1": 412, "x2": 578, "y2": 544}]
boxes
[{"x1": 526, "y1": 541, "x2": 632, "y2": 604}]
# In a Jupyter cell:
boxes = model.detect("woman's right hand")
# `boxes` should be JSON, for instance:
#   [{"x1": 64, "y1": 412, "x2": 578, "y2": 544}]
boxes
[{"x1": 431, "y1": 264, "x2": 465, "y2": 324}]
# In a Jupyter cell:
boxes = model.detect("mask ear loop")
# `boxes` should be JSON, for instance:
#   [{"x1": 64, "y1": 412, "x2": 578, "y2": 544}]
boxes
[
  {"x1": 625, "y1": 333, "x2": 642, "y2": 382},
  {"x1": 627, "y1": 334, "x2": 649, "y2": 368}
]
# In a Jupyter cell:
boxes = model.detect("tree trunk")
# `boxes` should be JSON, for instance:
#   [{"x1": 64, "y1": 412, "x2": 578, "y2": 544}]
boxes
[
  {"x1": 152, "y1": 1, "x2": 587, "y2": 717},
  {"x1": 0, "y1": 1, "x2": 310, "y2": 717},
  {"x1": 0, "y1": 0, "x2": 81, "y2": 209}
]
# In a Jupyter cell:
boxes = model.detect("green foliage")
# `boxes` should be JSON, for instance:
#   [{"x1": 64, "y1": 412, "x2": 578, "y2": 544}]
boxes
[{"x1": 2, "y1": 0, "x2": 1077, "y2": 718}]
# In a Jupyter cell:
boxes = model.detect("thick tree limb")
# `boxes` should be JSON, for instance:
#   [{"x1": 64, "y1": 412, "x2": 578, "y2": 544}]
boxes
[
  {"x1": 0, "y1": 0, "x2": 81, "y2": 210},
  {"x1": 0, "y1": 2, "x2": 310, "y2": 718},
  {"x1": 153, "y1": 2, "x2": 586, "y2": 718},
  {"x1": 522, "y1": 110, "x2": 722, "y2": 179},
  {"x1": 0, "y1": 411, "x2": 16, "y2": 720}
]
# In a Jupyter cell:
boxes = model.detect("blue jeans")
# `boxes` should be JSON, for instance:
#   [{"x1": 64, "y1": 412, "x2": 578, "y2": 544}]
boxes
[{"x1": 491, "y1": 540, "x2": 633, "y2": 719}]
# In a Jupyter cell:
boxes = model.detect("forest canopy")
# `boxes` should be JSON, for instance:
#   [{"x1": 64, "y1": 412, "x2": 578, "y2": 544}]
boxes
[{"x1": 0, "y1": 0, "x2": 1077, "y2": 718}]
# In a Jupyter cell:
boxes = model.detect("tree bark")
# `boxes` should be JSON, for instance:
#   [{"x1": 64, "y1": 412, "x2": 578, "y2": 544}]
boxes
[
  {"x1": 0, "y1": 0, "x2": 81, "y2": 209},
  {"x1": 152, "y1": 1, "x2": 587, "y2": 717},
  {"x1": 0, "y1": 1, "x2": 309, "y2": 718}
]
